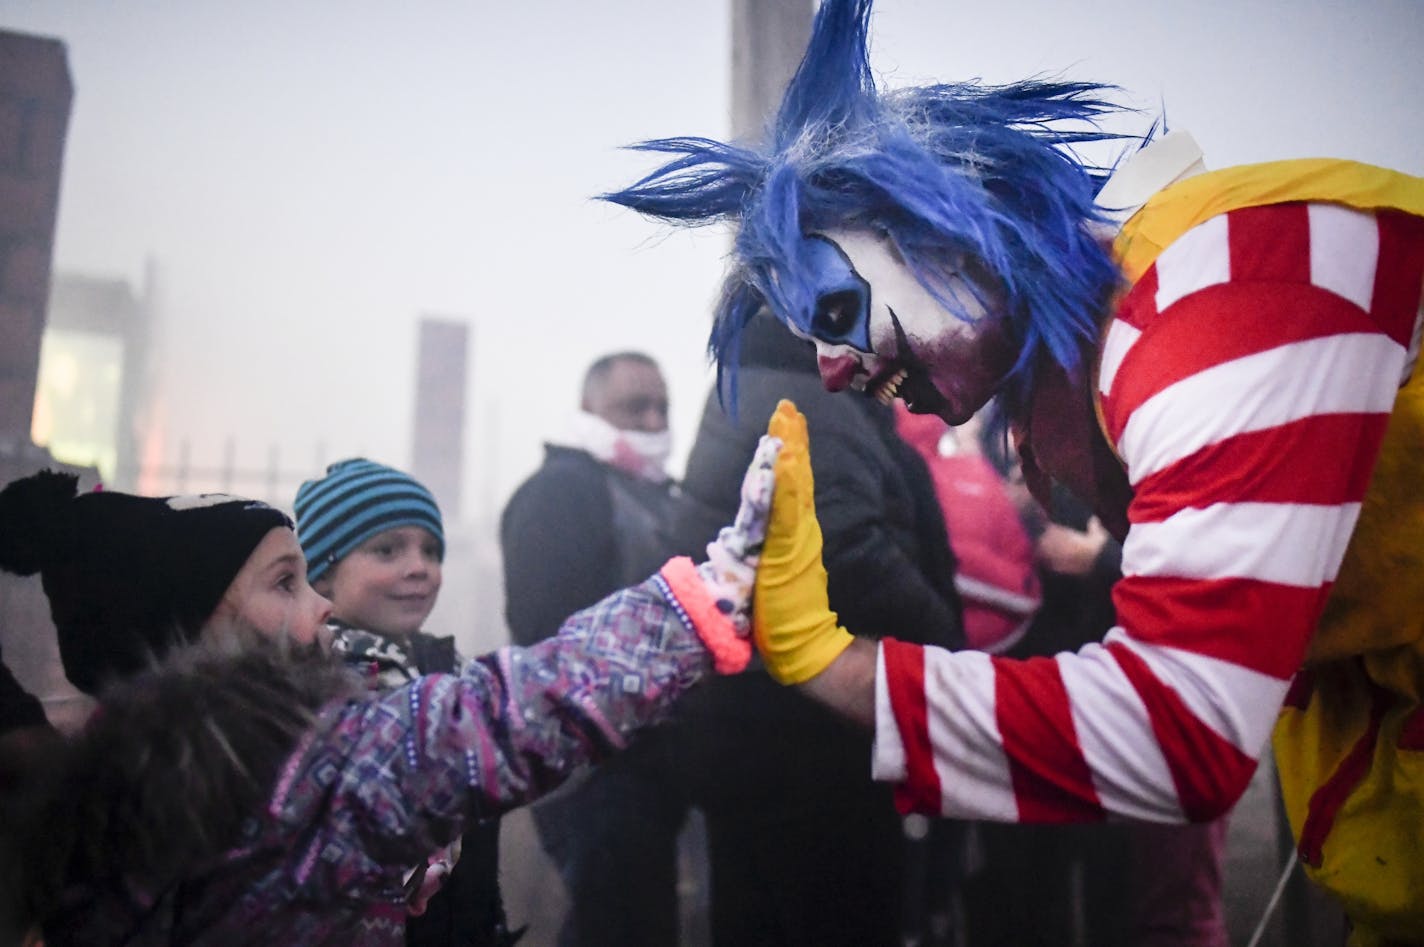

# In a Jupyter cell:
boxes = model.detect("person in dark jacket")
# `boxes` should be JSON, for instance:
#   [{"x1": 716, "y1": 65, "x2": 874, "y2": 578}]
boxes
[
  {"x1": 669, "y1": 310, "x2": 966, "y2": 947},
  {"x1": 502, "y1": 352, "x2": 678, "y2": 647},
  {"x1": 500, "y1": 351, "x2": 689, "y2": 947}
]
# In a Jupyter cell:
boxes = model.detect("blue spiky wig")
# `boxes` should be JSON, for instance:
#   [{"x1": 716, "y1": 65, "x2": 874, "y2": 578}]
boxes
[{"x1": 603, "y1": 0, "x2": 1140, "y2": 415}]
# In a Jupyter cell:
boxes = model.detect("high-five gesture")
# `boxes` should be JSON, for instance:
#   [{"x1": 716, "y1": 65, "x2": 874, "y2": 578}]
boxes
[{"x1": 752, "y1": 400, "x2": 855, "y2": 684}]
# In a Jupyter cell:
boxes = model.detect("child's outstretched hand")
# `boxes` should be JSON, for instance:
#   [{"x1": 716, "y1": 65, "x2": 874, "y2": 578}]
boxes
[
  {"x1": 695, "y1": 428, "x2": 782, "y2": 638},
  {"x1": 753, "y1": 400, "x2": 854, "y2": 684}
]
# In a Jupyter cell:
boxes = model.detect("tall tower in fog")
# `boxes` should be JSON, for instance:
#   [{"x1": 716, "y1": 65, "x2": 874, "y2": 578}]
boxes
[{"x1": 410, "y1": 316, "x2": 469, "y2": 521}]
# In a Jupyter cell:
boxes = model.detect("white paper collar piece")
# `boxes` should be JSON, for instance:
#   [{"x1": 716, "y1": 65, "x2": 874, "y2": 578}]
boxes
[{"x1": 1095, "y1": 130, "x2": 1208, "y2": 231}]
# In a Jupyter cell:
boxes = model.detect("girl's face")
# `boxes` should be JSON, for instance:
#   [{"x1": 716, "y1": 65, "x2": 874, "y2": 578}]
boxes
[{"x1": 204, "y1": 527, "x2": 333, "y2": 647}]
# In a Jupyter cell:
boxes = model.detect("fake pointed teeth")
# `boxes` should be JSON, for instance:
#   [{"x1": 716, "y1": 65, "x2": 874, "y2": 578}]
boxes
[{"x1": 874, "y1": 368, "x2": 909, "y2": 405}]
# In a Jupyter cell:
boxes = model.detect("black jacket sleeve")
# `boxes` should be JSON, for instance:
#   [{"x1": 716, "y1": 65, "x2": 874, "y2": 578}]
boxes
[
  {"x1": 499, "y1": 456, "x2": 619, "y2": 647},
  {"x1": 806, "y1": 406, "x2": 965, "y2": 650}
]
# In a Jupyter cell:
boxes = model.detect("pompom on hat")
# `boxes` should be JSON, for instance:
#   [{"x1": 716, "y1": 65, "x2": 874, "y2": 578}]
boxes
[
  {"x1": 0, "y1": 470, "x2": 293, "y2": 695},
  {"x1": 293, "y1": 459, "x2": 444, "y2": 584}
]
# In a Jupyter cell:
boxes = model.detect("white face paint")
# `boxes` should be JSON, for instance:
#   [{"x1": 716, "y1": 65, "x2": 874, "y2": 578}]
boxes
[{"x1": 809, "y1": 227, "x2": 1015, "y2": 424}]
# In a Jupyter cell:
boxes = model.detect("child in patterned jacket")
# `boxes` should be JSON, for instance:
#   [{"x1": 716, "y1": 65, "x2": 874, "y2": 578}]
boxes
[{"x1": 0, "y1": 425, "x2": 780, "y2": 946}]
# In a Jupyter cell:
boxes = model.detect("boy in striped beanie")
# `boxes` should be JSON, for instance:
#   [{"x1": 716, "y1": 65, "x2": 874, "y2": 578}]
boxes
[
  {"x1": 295, "y1": 458, "x2": 498, "y2": 941},
  {"x1": 293, "y1": 456, "x2": 452, "y2": 688}
]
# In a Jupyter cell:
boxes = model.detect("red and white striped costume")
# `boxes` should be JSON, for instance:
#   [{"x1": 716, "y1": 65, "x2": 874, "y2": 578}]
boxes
[{"x1": 872, "y1": 197, "x2": 1424, "y2": 825}]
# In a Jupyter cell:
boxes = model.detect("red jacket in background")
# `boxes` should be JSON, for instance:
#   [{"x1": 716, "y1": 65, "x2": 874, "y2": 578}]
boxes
[{"x1": 893, "y1": 405, "x2": 1040, "y2": 654}]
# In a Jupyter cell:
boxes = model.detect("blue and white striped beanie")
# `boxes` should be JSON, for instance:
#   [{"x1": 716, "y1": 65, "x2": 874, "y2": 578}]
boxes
[{"x1": 294, "y1": 458, "x2": 444, "y2": 584}]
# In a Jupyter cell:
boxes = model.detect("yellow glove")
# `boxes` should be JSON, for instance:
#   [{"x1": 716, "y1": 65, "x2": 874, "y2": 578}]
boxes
[{"x1": 753, "y1": 400, "x2": 855, "y2": 684}]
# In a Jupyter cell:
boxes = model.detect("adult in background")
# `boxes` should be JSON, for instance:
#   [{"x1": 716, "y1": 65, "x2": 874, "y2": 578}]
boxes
[
  {"x1": 500, "y1": 351, "x2": 688, "y2": 946},
  {"x1": 670, "y1": 310, "x2": 965, "y2": 947}
]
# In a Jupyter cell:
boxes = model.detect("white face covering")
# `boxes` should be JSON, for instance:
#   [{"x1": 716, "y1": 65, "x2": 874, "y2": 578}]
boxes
[{"x1": 554, "y1": 411, "x2": 673, "y2": 483}]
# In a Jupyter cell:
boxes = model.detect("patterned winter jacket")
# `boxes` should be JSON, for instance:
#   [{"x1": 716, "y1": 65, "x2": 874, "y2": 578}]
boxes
[{"x1": 41, "y1": 565, "x2": 724, "y2": 946}]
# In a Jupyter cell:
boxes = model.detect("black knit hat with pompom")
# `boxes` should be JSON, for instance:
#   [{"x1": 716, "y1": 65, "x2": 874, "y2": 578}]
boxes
[{"x1": 0, "y1": 471, "x2": 292, "y2": 695}]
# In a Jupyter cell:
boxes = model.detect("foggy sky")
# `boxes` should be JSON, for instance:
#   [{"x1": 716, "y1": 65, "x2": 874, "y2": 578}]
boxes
[{"x1": 3, "y1": 0, "x2": 1422, "y2": 523}]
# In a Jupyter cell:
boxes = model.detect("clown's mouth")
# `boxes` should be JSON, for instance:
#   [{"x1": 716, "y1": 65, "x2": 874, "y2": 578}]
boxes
[
  {"x1": 866, "y1": 363, "x2": 948, "y2": 414},
  {"x1": 865, "y1": 309, "x2": 951, "y2": 415}
]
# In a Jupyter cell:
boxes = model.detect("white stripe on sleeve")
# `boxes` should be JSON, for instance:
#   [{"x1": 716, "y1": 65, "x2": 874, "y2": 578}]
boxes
[
  {"x1": 1309, "y1": 204, "x2": 1379, "y2": 313},
  {"x1": 923, "y1": 649, "x2": 1018, "y2": 820},
  {"x1": 1105, "y1": 631, "x2": 1290, "y2": 756},
  {"x1": 1056, "y1": 642, "x2": 1183, "y2": 821},
  {"x1": 1098, "y1": 320, "x2": 1143, "y2": 395},
  {"x1": 872, "y1": 643, "x2": 908, "y2": 783},
  {"x1": 1119, "y1": 332, "x2": 1404, "y2": 484},
  {"x1": 1154, "y1": 213, "x2": 1231, "y2": 312},
  {"x1": 1123, "y1": 501, "x2": 1363, "y2": 587}
]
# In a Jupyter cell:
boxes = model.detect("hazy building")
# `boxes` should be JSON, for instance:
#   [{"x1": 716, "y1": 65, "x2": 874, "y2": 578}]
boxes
[
  {"x1": 32, "y1": 266, "x2": 158, "y2": 490},
  {"x1": 0, "y1": 29, "x2": 93, "y2": 730},
  {"x1": 0, "y1": 29, "x2": 70, "y2": 446}
]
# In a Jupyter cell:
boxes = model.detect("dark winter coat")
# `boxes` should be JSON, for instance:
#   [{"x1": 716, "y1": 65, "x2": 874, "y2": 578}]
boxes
[
  {"x1": 499, "y1": 441, "x2": 688, "y2": 945},
  {"x1": 501, "y1": 447, "x2": 677, "y2": 647},
  {"x1": 666, "y1": 312, "x2": 965, "y2": 947}
]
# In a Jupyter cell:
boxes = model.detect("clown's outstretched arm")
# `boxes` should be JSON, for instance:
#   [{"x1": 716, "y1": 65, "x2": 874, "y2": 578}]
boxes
[
  {"x1": 758, "y1": 236, "x2": 1418, "y2": 829},
  {"x1": 761, "y1": 392, "x2": 1278, "y2": 827}
]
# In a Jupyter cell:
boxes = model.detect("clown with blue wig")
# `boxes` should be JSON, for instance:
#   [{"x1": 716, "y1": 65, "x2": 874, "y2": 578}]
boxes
[{"x1": 606, "y1": 1, "x2": 1424, "y2": 941}]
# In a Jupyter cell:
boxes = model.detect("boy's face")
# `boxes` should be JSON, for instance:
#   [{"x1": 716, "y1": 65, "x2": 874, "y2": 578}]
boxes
[
  {"x1": 317, "y1": 525, "x2": 442, "y2": 638},
  {"x1": 206, "y1": 526, "x2": 333, "y2": 646}
]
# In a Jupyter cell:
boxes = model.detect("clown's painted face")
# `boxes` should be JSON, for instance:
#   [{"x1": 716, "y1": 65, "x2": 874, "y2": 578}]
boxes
[{"x1": 787, "y1": 228, "x2": 1017, "y2": 426}]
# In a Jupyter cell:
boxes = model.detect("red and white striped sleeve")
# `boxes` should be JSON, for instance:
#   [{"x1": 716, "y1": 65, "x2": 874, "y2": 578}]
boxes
[{"x1": 872, "y1": 202, "x2": 1424, "y2": 824}]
